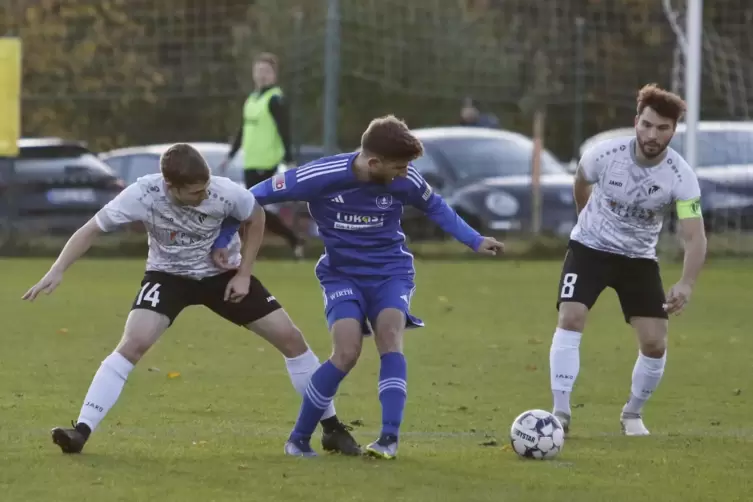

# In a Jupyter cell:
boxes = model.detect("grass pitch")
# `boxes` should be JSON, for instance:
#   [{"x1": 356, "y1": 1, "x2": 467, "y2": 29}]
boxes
[{"x1": 1, "y1": 257, "x2": 751, "y2": 501}]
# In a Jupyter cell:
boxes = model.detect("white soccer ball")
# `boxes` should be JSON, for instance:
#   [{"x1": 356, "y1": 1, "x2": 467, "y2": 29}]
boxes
[{"x1": 509, "y1": 409, "x2": 565, "y2": 460}]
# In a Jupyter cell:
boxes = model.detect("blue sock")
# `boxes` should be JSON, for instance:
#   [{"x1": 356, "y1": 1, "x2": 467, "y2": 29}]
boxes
[
  {"x1": 378, "y1": 352, "x2": 407, "y2": 438},
  {"x1": 289, "y1": 360, "x2": 347, "y2": 442}
]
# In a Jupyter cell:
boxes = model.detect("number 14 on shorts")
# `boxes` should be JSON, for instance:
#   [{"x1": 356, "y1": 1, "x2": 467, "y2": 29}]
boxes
[{"x1": 136, "y1": 282, "x2": 162, "y2": 307}]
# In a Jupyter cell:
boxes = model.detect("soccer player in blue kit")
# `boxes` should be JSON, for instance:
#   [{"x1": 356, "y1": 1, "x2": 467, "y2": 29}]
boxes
[{"x1": 212, "y1": 115, "x2": 504, "y2": 458}]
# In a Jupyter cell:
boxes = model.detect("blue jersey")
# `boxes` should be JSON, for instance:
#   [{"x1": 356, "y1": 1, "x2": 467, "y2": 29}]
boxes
[{"x1": 214, "y1": 152, "x2": 483, "y2": 280}]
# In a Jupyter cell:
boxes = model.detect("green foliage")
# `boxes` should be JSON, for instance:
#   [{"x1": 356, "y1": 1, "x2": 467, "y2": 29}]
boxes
[{"x1": 4, "y1": 0, "x2": 166, "y2": 151}]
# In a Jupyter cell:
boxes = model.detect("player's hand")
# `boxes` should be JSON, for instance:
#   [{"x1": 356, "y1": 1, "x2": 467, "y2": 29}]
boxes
[
  {"x1": 22, "y1": 268, "x2": 64, "y2": 301},
  {"x1": 224, "y1": 273, "x2": 250, "y2": 303},
  {"x1": 212, "y1": 248, "x2": 234, "y2": 270},
  {"x1": 663, "y1": 281, "x2": 692, "y2": 315},
  {"x1": 476, "y1": 236, "x2": 504, "y2": 256}
]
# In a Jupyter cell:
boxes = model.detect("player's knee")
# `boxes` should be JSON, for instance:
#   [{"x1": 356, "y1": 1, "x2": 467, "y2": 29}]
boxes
[
  {"x1": 557, "y1": 302, "x2": 588, "y2": 332},
  {"x1": 276, "y1": 325, "x2": 308, "y2": 358},
  {"x1": 631, "y1": 317, "x2": 667, "y2": 357},
  {"x1": 637, "y1": 330, "x2": 667, "y2": 357},
  {"x1": 331, "y1": 342, "x2": 361, "y2": 372},
  {"x1": 374, "y1": 325, "x2": 403, "y2": 354}
]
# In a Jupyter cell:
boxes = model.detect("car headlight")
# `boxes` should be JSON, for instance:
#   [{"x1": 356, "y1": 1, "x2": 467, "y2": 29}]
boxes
[
  {"x1": 485, "y1": 192, "x2": 519, "y2": 217},
  {"x1": 704, "y1": 192, "x2": 753, "y2": 210}
]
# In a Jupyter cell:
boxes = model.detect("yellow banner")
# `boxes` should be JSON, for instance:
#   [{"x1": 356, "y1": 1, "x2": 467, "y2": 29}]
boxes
[{"x1": 0, "y1": 38, "x2": 21, "y2": 157}]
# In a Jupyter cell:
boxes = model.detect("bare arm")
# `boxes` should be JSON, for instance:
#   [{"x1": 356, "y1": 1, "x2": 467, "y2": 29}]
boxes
[
  {"x1": 22, "y1": 218, "x2": 103, "y2": 301},
  {"x1": 676, "y1": 216, "x2": 707, "y2": 287},
  {"x1": 50, "y1": 218, "x2": 103, "y2": 273},
  {"x1": 573, "y1": 164, "x2": 594, "y2": 215},
  {"x1": 236, "y1": 203, "x2": 266, "y2": 277}
]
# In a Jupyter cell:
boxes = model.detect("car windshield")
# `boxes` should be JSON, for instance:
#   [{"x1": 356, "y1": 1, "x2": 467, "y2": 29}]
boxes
[
  {"x1": 431, "y1": 137, "x2": 566, "y2": 181},
  {"x1": 670, "y1": 130, "x2": 753, "y2": 167}
]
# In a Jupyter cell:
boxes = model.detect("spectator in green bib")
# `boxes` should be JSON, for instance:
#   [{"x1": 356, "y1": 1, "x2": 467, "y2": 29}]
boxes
[{"x1": 219, "y1": 52, "x2": 304, "y2": 259}]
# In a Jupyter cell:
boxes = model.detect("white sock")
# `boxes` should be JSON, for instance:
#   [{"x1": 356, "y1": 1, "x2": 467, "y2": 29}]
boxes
[
  {"x1": 549, "y1": 327, "x2": 582, "y2": 415},
  {"x1": 285, "y1": 349, "x2": 337, "y2": 420},
  {"x1": 77, "y1": 352, "x2": 135, "y2": 432},
  {"x1": 623, "y1": 351, "x2": 666, "y2": 415}
]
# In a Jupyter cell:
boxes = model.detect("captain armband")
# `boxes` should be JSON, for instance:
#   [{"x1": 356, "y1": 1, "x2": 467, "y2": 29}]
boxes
[{"x1": 676, "y1": 197, "x2": 702, "y2": 219}]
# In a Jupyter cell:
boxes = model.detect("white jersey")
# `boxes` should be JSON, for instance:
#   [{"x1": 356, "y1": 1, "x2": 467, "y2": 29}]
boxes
[
  {"x1": 95, "y1": 174, "x2": 255, "y2": 279},
  {"x1": 571, "y1": 137, "x2": 701, "y2": 260}
]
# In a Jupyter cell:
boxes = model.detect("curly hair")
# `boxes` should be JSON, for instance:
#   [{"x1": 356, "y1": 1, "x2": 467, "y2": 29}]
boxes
[
  {"x1": 636, "y1": 83, "x2": 687, "y2": 123},
  {"x1": 360, "y1": 115, "x2": 424, "y2": 161}
]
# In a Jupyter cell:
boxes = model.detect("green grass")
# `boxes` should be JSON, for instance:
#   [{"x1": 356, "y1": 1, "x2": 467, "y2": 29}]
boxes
[{"x1": 1, "y1": 257, "x2": 751, "y2": 501}]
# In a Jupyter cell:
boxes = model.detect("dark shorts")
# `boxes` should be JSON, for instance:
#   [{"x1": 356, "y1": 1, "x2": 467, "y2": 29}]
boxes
[
  {"x1": 244, "y1": 168, "x2": 277, "y2": 189},
  {"x1": 555, "y1": 240, "x2": 668, "y2": 323},
  {"x1": 131, "y1": 270, "x2": 282, "y2": 326}
]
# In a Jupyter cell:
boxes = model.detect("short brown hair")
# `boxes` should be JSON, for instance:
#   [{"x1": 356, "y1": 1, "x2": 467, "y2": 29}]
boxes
[
  {"x1": 636, "y1": 83, "x2": 687, "y2": 122},
  {"x1": 254, "y1": 52, "x2": 278, "y2": 73},
  {"x1": 160, "y1": 143, "x2": 210, "y2": 187},
  {"x1": 360, "y1": 115, "x2": 424, "y2": 161}
]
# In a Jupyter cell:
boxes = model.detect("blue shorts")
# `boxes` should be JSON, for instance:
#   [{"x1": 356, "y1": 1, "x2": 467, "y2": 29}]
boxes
[{"x1": 320, "y1": 275, "x2": 424, "y2": 335}]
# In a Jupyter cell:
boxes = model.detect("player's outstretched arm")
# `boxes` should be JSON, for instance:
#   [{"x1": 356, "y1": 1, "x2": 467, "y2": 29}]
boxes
[
  {"x1": 406, "y1": 169, "x2": 503, "y2": 255},
  {"x1": 23, "y1": 183, "x2": 144, "y2": 301},
  {"x1": 212, "y1": 166, "x2": 324, "y2": 250},
  {"x1": 664, "y1": 199, "x2": 707, "y2": 315},
  {"x1": 22, "y1": 218, "x2": 103, "y2": 301}
]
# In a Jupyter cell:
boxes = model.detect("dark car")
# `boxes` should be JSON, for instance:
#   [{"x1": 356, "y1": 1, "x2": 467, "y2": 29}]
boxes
[
  {"x1": 0, "y1": 138, "x2": 125, "y2": 249},
  {"x1": 579, "y1": 122, "x2": 753, "y2": 230},
  {"x1": 402, "y1": 127, "x2": 575, "y2": 239}
]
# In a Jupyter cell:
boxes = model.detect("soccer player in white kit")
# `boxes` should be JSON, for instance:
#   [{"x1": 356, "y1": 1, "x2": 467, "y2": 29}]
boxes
[
  {"x1": 22, "y1": 143, "x2": 360, "y2": 455},
  {"x1": 548, "y1": 84, "x2": 707, "y2": 436}
]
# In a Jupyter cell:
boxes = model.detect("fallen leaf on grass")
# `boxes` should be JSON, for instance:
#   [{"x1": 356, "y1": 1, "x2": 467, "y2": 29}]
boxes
[
  {"x1": 57, "y1": 328, "x2": 69, "y2": 334},
  {"x1": 167, "y1": 371, "x2": 181, "y2": 379}
]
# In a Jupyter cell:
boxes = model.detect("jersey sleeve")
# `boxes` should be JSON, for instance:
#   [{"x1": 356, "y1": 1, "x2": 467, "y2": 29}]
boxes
[
  {"x1": 405, "y1": 166, "x2": 484, "y2": 251},
  {"x1": 220, "y1": 179, "x2": 257, "y2": 221},
  {"x1": 251, "y1": 168, "x2": 326, "y2": 204},
  {"x1": 94, "y1": 183, "x2": 147, "y2": 232},
  {"x1": 578, "y1": 143, "x2": 606, "y2": 183},
  {"x1": 673, "y1": 163, "x2": 702, "y2": 219}
]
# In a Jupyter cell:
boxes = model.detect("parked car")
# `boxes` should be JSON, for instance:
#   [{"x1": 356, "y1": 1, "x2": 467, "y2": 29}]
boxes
[
  {"x1": 402, "y1": 127, "x2": 576, "y2": 238},
  {"x1": 100, "y1": 143, "x2": 334, "y2": 188},
  {"x1": 100, "y1": 142, "x2": 246, "y2": 187},
  {"x1": 0, "y1": 138, "x2": 125, "y2": 249},
  {"x1": 578, "y1": 122, "x2": 753, "y2": 230}
]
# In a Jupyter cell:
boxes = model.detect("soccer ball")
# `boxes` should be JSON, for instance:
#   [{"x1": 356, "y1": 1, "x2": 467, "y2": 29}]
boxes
[{"x1": 509, "y1": 409, "x2": 565, "y2": 460}]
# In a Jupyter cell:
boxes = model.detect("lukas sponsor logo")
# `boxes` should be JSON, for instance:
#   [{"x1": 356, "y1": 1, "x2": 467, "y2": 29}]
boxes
[{"x1": 334, "y1": 212, "x2": 384, "y2": 230}]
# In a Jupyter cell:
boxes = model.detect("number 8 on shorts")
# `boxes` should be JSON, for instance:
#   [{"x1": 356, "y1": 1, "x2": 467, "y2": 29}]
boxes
[{"x1": 560, "y1": 273, "x2": 578, "y2": 299}]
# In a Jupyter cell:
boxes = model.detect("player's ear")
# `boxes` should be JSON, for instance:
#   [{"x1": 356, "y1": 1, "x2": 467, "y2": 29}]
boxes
[{"x1": 366, "y1": 156, "x2": 382, "y2": 169}]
